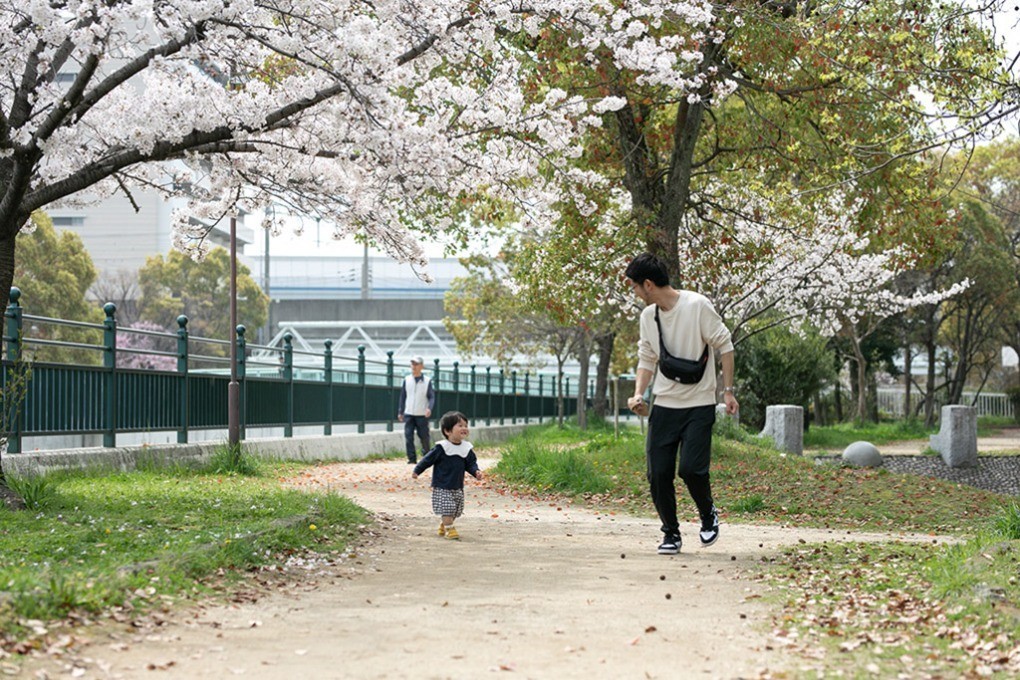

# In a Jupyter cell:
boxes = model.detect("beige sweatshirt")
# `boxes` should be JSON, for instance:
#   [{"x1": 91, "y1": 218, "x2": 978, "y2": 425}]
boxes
[{"x1": 636, "y1": 290, "x2": 735, "y2": 409}]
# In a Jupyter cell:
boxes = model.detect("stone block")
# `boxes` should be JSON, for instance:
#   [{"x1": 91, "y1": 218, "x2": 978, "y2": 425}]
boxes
[
  {"x1": 842, "y1": 441, "x2": 883, "y2": 467},
  {"x1": 929, "y1": 405, "x2": 977, "y2": 468},
  {"x1": 758, "y1": 405, "x2": 803, "y2": 455}
]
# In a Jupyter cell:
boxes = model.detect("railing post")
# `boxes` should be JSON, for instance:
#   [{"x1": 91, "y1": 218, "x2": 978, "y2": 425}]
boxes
[
  {"x1": 433, "y1": 358, "x2": 441, "y2": 427},
  {"x1": 386, "y1": 350, "x2": 394, "y2": 432},
  {"x1": 486, "y1": 367, "x2": 492, "y2": 426},
  {"x1": 539, "y1": 374, "x2": 545, "y2": 423},
  {"x1": 499, "y1": 368, "x2": 505, "y2": 426},
  {"x1": 325, "y1": 340, "x2": 334, "y2": 436},
  {"x1": 102, "y1": 302, "x2": 117, "y2": 448},
  {"x1": 176, "y1": 315, "x2": 189, "y2": 444},
  {"x1": 4, "y1": 288, "x2": 23, "y2": 454},
  {"x1": 284, "y1": 332, "x2": 294, "y2": 438},
  {"x1": 358, "y1": 345, "x2": 366, "y2": 434},
  {"x1": 236, "y1": 325, "x2": 247, "y2": 441},
  {"x1": 563, "y1": 375, "x2": 571, "y2": 422},
  {"x1": 511, "y1": 370, "x2": 518, "y2": 424},
  {"x1": 452, "y1": 361, "x2": 460, "y2": 414},
  {"x1": 470, "y1": 364, "x2": 477, "y2": 421},
  {"x1": 523, "y1": 371, "x2": 530, "y2": 424}
]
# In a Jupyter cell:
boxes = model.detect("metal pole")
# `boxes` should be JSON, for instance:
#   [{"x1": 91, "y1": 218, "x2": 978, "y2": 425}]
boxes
[
  {"x1": 228, "y1": 216, "x2": 240, "y2": 447},
  {"x1": 361, "y1": 241, "x2": 369, "y2": 300},
  {"x1": 263, "y1": 220, "x2": 271, "y2": 344}
]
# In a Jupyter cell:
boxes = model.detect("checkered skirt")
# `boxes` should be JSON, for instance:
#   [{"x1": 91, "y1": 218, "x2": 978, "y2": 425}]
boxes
[{"x1": 431, "y1": 488, "x2": 465, "y2": 518}]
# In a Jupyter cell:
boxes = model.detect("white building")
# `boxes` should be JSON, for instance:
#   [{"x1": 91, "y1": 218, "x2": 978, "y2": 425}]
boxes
[{"x1": 48, "y1": 193, "x2": 252, "y2": 286}]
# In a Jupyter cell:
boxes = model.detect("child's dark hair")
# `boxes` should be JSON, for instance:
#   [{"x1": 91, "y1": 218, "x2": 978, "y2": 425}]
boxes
[
  {"x1": 624, "y1": 252, "x2": 670, "y2": 287},
  {"x1": 440, "y1": 411, "x2": 468, "y2": 436}
]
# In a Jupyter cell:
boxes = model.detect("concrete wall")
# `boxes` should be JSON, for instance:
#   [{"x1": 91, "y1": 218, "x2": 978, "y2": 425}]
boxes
[{"x1": 3, "y1": 423, "x2": 533, "y2": 478}]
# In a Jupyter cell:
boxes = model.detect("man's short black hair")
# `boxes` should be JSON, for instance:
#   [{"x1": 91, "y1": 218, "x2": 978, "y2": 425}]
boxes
[
  {"x1": 440, "y1": 411, "x2": 468, "y2": 436},
  {"x1": 625, "y1": 253, "x2": 670, "y2": 287}
]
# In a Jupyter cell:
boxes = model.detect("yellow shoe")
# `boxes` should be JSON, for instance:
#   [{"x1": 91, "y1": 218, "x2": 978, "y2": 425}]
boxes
[
  {"x1": 445, "y1": 526, "x2": 460, "y2": 540},
  {"x1": 437, "y1": 523, "x2": 446, "y2": 537}
]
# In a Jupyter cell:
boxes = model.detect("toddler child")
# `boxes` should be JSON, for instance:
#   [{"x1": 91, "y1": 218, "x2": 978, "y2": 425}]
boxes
[{"x1": 411, "y1": 411, "x2": 483, "y2": 540}]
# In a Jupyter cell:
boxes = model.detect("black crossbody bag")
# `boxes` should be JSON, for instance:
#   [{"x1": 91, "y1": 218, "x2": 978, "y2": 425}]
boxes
[{"x1": 654, "y1": 305, "x2": 709, "y2": 385}]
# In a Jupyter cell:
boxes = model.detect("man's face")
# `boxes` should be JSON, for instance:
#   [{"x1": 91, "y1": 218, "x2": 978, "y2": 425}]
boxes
[
  {"x1": 411, "y1": 361, "x2": 423, "y2": 376},
  {"x1": 627, "y1": 278, "x2": 650, "y2": 304}
]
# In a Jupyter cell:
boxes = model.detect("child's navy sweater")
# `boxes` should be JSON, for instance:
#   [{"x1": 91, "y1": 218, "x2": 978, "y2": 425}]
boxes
[{"x1": 413, "y1": 440, "x2": 480, "y2": 489}]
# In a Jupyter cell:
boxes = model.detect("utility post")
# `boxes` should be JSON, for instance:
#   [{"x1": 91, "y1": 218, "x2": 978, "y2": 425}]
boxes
[{"x1": 228, "y1": 215, "x2": 240, "y2": 448}]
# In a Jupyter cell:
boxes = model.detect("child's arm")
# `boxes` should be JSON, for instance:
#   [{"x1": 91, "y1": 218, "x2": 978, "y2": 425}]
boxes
[
  {"x1": 412, "y1": 446, "x2": 440, "y2": 477},
  {"x1": 465, "y1": 450, "x2": 482, "y2": 480}
]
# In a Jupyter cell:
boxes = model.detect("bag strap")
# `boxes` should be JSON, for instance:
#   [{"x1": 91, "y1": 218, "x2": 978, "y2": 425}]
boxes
[{"x1": 655, "y1": 304, "x2": 708, "y2": 364}]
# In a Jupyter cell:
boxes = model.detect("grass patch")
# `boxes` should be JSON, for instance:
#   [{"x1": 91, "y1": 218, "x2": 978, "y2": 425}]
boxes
[
  {"x1": 491, "y1": 422, "x2": 1010, "y2": 534},
  {"x1": 0, "y1": 464, "x2": 366, "y2": 646},
  {"x1": 205, "y1": 443, "x2": 262, "y2": 476},
  {"x1": 729, "y1": 494, "x2": 766, "y2": 514},
  {"x1": 3, "y1": 474, "x2": 58, "y2": 510},
  {"x1": 761, "y1": 503, "x2": 1020, "y2": 677},
  {"x1": 496, "y1": 432, "x2": 614, "y2": 495},
  {"x1": 977, "y1": 415, "x2": 1015, "y2": 436},
  {"x1": 803, "y1": 419, "x2": 935, "y2": 449}
]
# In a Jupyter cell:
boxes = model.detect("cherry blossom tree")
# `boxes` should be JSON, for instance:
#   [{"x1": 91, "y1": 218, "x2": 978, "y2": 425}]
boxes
[
  {"x1": 5, "y1": 0, "x2": 699, "y2": 332},
  {"x1": 116, "y1": 320, "x2": 177, "y2": 371},
  {"x1": 2, "y1": 0, "x2": 1010, "y2": 354},
  {"x1": 675, "y1": 190, "x2": 969, "y2": 420}
]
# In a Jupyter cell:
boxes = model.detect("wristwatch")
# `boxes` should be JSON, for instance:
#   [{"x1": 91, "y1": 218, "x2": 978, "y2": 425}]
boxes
[{"x1": 723, "y1": 386, "x2": 735, "y2": 394}]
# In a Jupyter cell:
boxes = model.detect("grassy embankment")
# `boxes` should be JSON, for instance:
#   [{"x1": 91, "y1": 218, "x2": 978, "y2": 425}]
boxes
[
  {"x1": 491, "y1": 419, "x2": 1019, "y2": 677},
  {"x1": 0, "y1": 450, "x2": 366, "y2": 655}
]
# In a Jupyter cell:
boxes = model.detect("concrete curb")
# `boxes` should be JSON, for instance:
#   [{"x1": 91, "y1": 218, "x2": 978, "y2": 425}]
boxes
[{"x1": 2, "y1": 423, "x2": 534, "y2": 478}]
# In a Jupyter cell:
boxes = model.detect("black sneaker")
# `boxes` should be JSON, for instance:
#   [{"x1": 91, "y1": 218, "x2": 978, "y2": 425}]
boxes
[
  {"x1": 699, "y1": 507, "x2": 719, "y2": 547},
  {"x1": 657, "y1": 533, "x2": 681, "y2": 555}
]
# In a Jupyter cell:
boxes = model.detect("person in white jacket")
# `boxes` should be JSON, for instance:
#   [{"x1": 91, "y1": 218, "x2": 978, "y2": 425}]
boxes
[
  {"x1": 398, "y1": 356, "x2": 436, "y2": 464},
  {"x1": 624, "y1": 253, "x2": 739, "y2": 556}
]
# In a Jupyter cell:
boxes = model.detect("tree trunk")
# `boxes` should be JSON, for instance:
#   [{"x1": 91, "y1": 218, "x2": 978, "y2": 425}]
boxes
[
  {"x1": 849, "y1": 335, "x2": 869, "y2": 422},
  {"x1": 592, "y1": 332, "x2": 615, "y2": 419},
  {"x1": 903, "y1": 343, "x2": 912, "y2": 420},
  {"x1": 556, "y1": 354, "x2": 568, "y2": 429},
  {"x1": 0, "y1": 230, "x2": 19, "y2": 341},
  {"x1": 576, "y1": 331, "x2": 591, "y2": 430},
  {"x1": 813, "y1": 392, "x2": 827, "y2": 426},
  {"x1": 0, "y1": 230, "x2": 20, "y2": 497},
  {"x1": 613, "y1": 43, "x2": 720, "y2": 284},
  {"x1": 924, "y1": 338, "x2": 937, "y2": 427},
  {"x1": 834, "y1": 379, "x2": 844, "y2": 422}
]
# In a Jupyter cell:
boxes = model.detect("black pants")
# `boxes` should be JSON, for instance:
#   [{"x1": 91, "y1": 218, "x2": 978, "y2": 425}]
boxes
[
  {"x1": 646, "y1": 404, "x2": 716, "y2": 536},
  {"x1": 404, "y1": 415, "x2": 431, "y2": 463}
]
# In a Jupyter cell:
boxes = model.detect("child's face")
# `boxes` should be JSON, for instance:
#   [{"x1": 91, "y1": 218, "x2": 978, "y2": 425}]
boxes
[{"x1": 446, "y1": 418, "x2": 469, "y2": 443}]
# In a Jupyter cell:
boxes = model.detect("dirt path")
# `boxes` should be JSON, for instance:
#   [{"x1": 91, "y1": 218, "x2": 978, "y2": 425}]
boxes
[{"x1": 22, "y1": 457, "x2": 949, "y2": 680}]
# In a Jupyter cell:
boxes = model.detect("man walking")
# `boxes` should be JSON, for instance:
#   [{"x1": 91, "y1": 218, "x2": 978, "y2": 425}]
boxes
[
  {"x1": 398, "y1": 356, "x2": 435, "y2": 464},
  {"x1": 625, "y1": 253, "x2": 738, "y2": 555}
]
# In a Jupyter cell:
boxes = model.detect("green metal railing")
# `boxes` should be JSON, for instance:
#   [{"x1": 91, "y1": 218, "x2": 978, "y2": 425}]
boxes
[{"x1": 1, "y1": 288, "x2": 589, "y2": 452}]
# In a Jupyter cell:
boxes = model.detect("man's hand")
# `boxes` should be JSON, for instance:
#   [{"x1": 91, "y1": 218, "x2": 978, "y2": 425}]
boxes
[
  {"x1": 724, "y1": 392, "x2": 739, "y2": 416},
  {"x1": 425, "y1": 409, "x2": 431, "y2": 418},
  {"x1": 397, "y1": 414, "x2": 403, "y2": 422},
  {"x1": 627, "y1": 395, "x2": 649, "y2": 417}
]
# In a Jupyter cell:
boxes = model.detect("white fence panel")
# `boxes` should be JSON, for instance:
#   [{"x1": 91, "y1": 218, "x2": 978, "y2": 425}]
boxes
[{"x1": 876, "y1": 389, "x2": 1014, "y2": 420}]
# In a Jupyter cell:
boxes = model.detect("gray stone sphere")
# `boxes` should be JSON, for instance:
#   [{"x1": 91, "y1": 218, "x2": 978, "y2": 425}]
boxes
[{"x1": 841, "y1": 441, "x2": 883, "y2": 468}]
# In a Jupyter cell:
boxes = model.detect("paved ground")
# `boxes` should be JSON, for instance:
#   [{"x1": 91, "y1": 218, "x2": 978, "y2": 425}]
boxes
[
  {"x1": 20, "y1": 455, "x2": 952, "y2": 680},
  {"x1": 867, "y1": 428, "x2": 1020, "y2": 456},
  {"x1": 809, "y1": 427, "x2": 1020, "y2": 496}
]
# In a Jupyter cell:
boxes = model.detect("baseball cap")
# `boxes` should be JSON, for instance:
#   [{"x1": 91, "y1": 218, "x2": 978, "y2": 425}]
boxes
[{"x1": 411, "y1": 356, "x2": 424, "y2": 365}]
